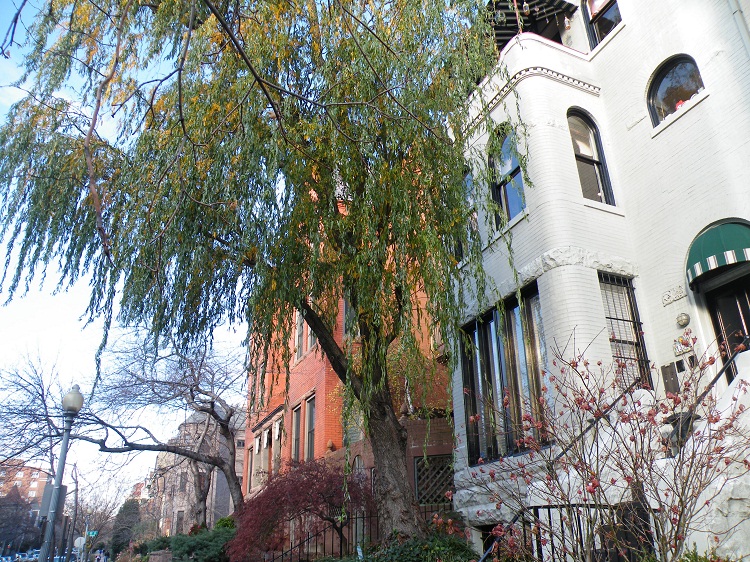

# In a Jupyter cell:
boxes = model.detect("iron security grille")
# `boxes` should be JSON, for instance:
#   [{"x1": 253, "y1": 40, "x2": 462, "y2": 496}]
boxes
[{"x1": 599, "y1": 273, "x2": 652, "y2": 389}]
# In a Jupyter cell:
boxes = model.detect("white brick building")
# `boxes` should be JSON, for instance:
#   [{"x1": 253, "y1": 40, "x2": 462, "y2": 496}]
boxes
[{"x1": 452, "y1": 0, "x2": 750, "y2": 551}]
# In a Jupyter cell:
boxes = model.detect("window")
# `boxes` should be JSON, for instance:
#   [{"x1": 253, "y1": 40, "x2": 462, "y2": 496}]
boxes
[
  {"x1": 236, "y1": 439, "x2": 245, "y2": 448},
  {"x1": 648, "y1": 56, "x2": 704, "y2": 126},
  {"x1": 489, "y1": 134, "x2": 525, "y2": 226},
  {"x1": 344, "y1": 299, "x2": 359, "y2": 338},
  {"x1": 292, "y1": 406, "x2": 301, "y2": 461},
  {"x1": 308, "y1": 323, "x2": 317, "y2": 349},
  {"x1": 461, "y1": 285, "x2": 547, "y2": 465},
  {"x1": 175, "y1": 511, "x2": 185, "y2": 535},
  {"x1": 296, "y1": 310, "x2": 305, "y2": 359},
  {"x1": 343, "y1": 411, "x2": 364, "y2": 445},
  {"x1": 584, "y1": 0, "x2": 621, "y2": 47},
  {"x1": 179, "y1": 472, "x2": 187, "y2": 492},
  {"x1": 31, "y1": 471, "x2": 40, "y2": 478},
  {"x1": 29, "y1": 481, "x2": 37, "y2": 488},
  {"x1": 453, "y1": 169, "x2": 476, "y2": 262},
  {"x1": 28, "y1": 491, "x2": 36, "y2": 498},
  {"x1": 16, "y1": 471, "x2": 24, "y2": 477},
  {"x1": 568, "y1": 111, "x2": 614, "y2": 205},
  {"x1": 308, "y1": 299, "x2": 318, "y2": 349},
  {"x1": 599, "y1": 273, "x2": 652, "y2": 389},
  {"x1": 305, "y1": 396, "x2": 316, "y2": 460}
]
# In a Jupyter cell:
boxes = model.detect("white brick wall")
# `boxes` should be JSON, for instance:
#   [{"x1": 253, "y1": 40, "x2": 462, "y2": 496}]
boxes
[{"x1": 455, "y1": 0, "x2": 750, "y2": 528}]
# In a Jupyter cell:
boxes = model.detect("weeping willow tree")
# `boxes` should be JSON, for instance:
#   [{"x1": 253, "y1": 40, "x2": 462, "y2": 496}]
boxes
[{"x1": 0, "y1": 0, "x2": 499, "y2": 539}]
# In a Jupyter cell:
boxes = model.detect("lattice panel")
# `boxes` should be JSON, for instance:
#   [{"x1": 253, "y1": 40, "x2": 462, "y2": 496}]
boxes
[{"x1": 415, "y1": 455, "x2": 453, "y2": 504}]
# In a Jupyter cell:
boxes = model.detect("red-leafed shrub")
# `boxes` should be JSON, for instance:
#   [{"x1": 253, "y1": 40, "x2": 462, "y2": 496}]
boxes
[{"x1": 227, "y1": 459, "x2": 374, "y2": 562}]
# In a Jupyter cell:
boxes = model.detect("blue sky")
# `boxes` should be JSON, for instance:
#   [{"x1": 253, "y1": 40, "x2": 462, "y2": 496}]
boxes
[{"x1": 0, "y1": 8, "x2": 161, "y2": 489}]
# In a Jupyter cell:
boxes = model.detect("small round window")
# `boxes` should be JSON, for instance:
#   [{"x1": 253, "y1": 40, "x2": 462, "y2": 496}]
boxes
[{"x1": 648, "y1": 56, "x2": 704, "y2": 126}]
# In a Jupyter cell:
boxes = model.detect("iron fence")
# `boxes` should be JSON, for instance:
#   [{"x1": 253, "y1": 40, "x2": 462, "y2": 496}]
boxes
[{"x1": 267, "y1": 503, "x2": 451, "y2": 562}]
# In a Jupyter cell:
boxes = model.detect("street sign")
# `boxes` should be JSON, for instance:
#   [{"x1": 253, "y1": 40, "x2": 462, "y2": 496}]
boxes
[{"x1": 88, "y1": 530, "x2": 99, "y2": 537}]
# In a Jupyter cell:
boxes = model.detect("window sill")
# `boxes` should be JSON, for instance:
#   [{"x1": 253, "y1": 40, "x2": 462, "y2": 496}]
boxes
[
  {"x1": 582, "y1": 200, "x2": 624, "y2": 216},
  {"x1": 486, "y1": 210, "x2": 529, "y2": 250},
  {"x1": 651, "y1": 90, "x2": 710, "y2": 138}
]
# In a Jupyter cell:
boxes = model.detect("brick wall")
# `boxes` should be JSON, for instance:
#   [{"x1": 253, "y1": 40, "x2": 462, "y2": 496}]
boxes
[{"x1": 454, "y1": 0, "x2": 750, "y2": 527}]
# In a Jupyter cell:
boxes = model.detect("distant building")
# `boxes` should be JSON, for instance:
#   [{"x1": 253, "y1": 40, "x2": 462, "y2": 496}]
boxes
[
  {"x1": 0, "y1": 461, "x2": 51, "y2": 516},
  {"x1": 148, "y1": 409, "x2": 245, "y2": 535}
]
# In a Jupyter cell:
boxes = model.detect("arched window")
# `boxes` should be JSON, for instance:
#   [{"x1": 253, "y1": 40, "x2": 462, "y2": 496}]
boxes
[
  {"x1": 488, "y1": 134, "x2": 525, "y2": 226},
  {"x1": 648, "y1": 56, "x2": 704, "y2": 126},
  {"x1": 567, "y1": 111, "x2": 614, "y2": 205}
]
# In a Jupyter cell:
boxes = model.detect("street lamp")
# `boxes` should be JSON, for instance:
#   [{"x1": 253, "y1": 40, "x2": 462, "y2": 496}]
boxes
[{"x1": 39, "y1": 385, "x2": 84, "y2": 562}]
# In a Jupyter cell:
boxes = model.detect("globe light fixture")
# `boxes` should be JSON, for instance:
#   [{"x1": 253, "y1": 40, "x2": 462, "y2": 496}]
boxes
[{"x1": 38, "y1": 385, "x2": 84, "y2": 562}]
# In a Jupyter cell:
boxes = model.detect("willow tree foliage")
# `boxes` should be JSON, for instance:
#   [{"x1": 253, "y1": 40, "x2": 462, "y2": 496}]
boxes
[{"x1": 0, "y1": 0, "x2": 497, "y2": 538}]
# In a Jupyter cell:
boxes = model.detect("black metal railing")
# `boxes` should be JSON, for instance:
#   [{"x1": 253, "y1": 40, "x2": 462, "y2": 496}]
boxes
[
  {"x1": 479, "y1": 502, "x2": 655, "y2": 562},
  {"x1": 268, "y1": 504, "x2": 451, "y2": 562}
]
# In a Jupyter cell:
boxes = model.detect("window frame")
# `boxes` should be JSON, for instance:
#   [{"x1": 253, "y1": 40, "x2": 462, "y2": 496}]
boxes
[
  {"x1": 599, "y1": 272, "x2": 653, "y2": 389},
  {"x1": 489, "y1": 134, "x2": 526, "y2": 228},
  {"x1": 583, "y1": 0, "x2": 622, "y2": 48},
  {"x1": 567, "y1": 110, "x2": 615, "y2": 205},
  {"x1": 295, "y1": 309, "x2": 305, "y2": 360},
  {"x1": 648, "y1": 55, "x2": 704, "y2": 126},
  {"x1": 461, "y1": 284, "x2": 547, "y2": 465},
  {"x1": 291, "y1": 406, "x2": 301, "y2": 462},
  {"x1": 305, "y1": 396, "x2": 316, "y2": 460}
]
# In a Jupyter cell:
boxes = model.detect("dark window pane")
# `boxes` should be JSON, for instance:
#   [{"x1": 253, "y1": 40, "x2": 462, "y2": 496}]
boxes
[
  {"x1": 490, "y1": 135, "x2": 526, "y2": 227},
  {"x1": 461, "y1": 287, "x2": 546, "y2": 464},
  {"x1": 576, "y1": 158, "x2": 603, "y2": 202},
  {"x1": 593, "y1": 2, "x2": 621, "y2": 43},
  {"x1": 650, "y1": 58, "x2": 704, "y2": 124},
  {"x1": 505, "y1": 174, "x2": 525, "y2": 220}
]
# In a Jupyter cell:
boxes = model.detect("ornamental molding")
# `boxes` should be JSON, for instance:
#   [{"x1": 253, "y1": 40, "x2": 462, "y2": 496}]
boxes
[
  {"x1": 460, "y1": 246, "x2": 637, "y2": 318},
  {"x1": 662, "y1": 285, "x2": 687, "y2": 306},
  {"x1": 467, "y1": 67, "x2": 601, "y2": 133}
]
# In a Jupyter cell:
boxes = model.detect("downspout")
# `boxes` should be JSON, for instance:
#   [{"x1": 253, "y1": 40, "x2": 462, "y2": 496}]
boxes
[{"x1": 728, "y1": 0, "x2": 750, "y2": 58}]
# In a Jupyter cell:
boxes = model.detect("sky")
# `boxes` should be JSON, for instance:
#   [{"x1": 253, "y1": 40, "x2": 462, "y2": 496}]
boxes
[{"x1": 0, "y1": 6, "x2": 213, "y2": 498}]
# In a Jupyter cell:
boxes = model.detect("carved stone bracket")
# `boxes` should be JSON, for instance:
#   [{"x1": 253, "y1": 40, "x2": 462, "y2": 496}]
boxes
[{"x1": 662, "y1": 285, "x2": 687, "y2": 306}]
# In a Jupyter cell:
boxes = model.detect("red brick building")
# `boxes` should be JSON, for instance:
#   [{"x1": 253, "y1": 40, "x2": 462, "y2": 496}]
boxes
[
  {"x1": 0, "y1": 461, "x2": 51, "y2": 516},
  {"x1": 242, "y1": 298, "x2": 453, "y2": 505}
]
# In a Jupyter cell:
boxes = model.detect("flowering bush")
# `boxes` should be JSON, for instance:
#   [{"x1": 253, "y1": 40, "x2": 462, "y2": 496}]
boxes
[{"x1": 463, "y1": 331, "x2": 750, "y2": 562}]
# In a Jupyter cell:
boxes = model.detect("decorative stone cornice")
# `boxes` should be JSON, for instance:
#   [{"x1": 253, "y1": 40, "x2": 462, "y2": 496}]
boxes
[{"x1": 467, "y1": 67, "x2": 600, "y2": 133}]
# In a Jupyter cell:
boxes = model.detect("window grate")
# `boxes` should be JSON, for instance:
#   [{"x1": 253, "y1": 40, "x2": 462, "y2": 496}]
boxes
[{"x1": 599, "y1": 273, "x2": 652, "y2": 389}]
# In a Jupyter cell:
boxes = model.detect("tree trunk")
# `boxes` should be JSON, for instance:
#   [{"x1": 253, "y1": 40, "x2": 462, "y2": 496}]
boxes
[
  {"x1": 367, "y1": 384, "x2": 427, "y2": 541},
  {"x1": 190, "y1": 463, "x2": 210, "y2": 528},
  {"x1": 219, "y1": 459, "x2": 245, "y2": 511}
]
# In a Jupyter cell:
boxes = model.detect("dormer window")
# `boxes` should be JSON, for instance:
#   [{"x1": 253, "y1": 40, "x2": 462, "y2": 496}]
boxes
[{"x1": 584, "y1": 0, "x2": 621, "y2": 47}]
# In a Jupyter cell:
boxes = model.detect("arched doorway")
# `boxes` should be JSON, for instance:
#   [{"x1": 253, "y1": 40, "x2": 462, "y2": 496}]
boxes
[{"x1": 687, "y1": 221, "x2": 750, "y2": 381}]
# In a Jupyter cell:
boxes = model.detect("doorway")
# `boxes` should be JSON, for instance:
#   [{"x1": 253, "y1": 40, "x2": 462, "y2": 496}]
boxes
[{"x1": 705, "y1": 275, "x2": 750, "y2": 382}]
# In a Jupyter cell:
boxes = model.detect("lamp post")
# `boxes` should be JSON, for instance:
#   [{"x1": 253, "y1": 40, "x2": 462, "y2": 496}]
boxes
[{"x1": 39, "y1": 385, "x2": 84, "y2": 562}]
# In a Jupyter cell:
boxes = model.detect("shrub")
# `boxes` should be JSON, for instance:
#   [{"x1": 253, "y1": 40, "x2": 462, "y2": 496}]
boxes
[
  {"x1": 228, "y1": 459, "x2": 374, "y2": 562},
  {"x1": 171, "y1": 527, "x2": 236, "y2": 562},
  {"x1": 320, "y1": 532, "x2": 479, "y2": 562},
  {"x1": 215, "y1": 517, "x2": 235, "y2": 529}
]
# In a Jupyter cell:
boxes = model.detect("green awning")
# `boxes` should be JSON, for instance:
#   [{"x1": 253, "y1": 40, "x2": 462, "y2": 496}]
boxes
[{"x1": 686, "y1": 222, "x2": 750, "y2": 286}]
